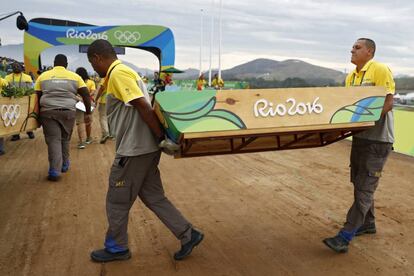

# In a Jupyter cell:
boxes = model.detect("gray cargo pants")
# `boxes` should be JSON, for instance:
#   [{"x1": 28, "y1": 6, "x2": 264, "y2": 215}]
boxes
[
  {"x1": 40, "y1": 109, "x2": 76, "y2": 173},
  {"x1": 342, "y1": 137, "x2": 392, "y2": 232},
  {"x1": 105, "y1": 150, "x2": 192, "y2": 250}
]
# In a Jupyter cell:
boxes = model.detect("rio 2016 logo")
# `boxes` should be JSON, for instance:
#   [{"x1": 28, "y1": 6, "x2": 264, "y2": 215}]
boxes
[
  {"x1": 66, "y1": 28, "x2": 108, "y2": 40},
  {"x1": 114, "y1": 30, "x2": 141, "y2": 44},
  {"x1": 1, "y1": 104, "x2": 21, "y2": 127}
]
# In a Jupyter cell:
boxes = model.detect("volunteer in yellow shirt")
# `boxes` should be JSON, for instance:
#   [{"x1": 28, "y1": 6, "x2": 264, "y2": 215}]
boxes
[
  {"x1": 87, "y1": 39, "x2": 203, "y2": 263},
  {"x1": 75, "y1": 67, "x2": 96, "y2": 148},
  {"x1": 5, "y1": 62, "x2": 35, "y2": 141},
  {"x1": 323, "y1": 38, "x2": 395, "y2": 253},
  {"x1": 5, "y1": 62, "x2": 33, "y2": 88},
  {"x1": 211, "y1": 73, "x2": 224, "y2": 89},
  {"x1": 196, "y1": 73, "x2": 207, "y2": 91},
  {"x1": 35, "y1": 54, "x2": 91, "y2": 181}
]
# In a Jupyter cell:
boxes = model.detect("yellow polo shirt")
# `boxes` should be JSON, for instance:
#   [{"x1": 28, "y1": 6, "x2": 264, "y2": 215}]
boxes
[
  {"x1": 345, "y1": 59, "x2": 395, "y2": 143},
  {"x1": 35, "y1": 66, "x2": 86, "y2": 111},
  {"x1": 0, "y1": 77, "x2": 8, "y2": 92},
  {"x1": 5, "y1": 72, "x2": 33, "y2": 88},
  {"x1": 196, "y1": 78, "x2": 207, "y2": 90},
  {"x1": 105, "y1": 60, "x2": 146, "y2": 103},
  {"x1": 86, "y1": 79, "x2": 96, "y2": 94},
  {"x1": 105, "y1": 60, "x2": 157, "y2": 156},
  {"x1": 212, "y1": 77, "x2": 224, "y2": 88},
  {"x1": 97, "y1": 79, "x2": 108, "y2": 104},
  {"x1": 345, "y1": 60, "x2": 395, "y2": 94}
]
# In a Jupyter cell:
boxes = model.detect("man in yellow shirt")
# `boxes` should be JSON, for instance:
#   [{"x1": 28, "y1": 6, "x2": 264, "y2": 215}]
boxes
[
  {"x1": 0, "y1": 76, "x2": 7, "y2": 90},
  {"x1": 5, "y1": 62, "x2": 35, "y2": 141},
  {"x1": 211, "y1": 73, "x2": 224, "y2": 89},
  {"x1": 35, "y1": 54, "x2": 91, "y2": 181},
  {"x1": 87, "y1": 39, "x2": 203, "y2": 263},
  {"x1": 75, "y1": 67, "x2": 96, "y2": 148},
  {"x1": 196, "y1": 73, "x2": 206, "y2": 91},
  {"x1": 323, "y1": 38, "x2": 395, "y2": 253}
]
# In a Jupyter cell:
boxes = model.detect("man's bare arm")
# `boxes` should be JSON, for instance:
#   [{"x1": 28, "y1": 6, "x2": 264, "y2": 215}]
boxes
[
  {"x1": 77, "y1": 87, "x2": 92, "y2": 114},
  {"x1": 94, "y1": 85, "x2": 105, "y2": 103},
  {"x1": 381, "y1": 94, "x2": 394, "y2": 117}
]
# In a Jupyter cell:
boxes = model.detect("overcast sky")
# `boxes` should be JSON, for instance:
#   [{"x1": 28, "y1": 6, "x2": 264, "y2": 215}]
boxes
[{"x1": 1, "y1": 0, "x2": 414, "y2": 76}]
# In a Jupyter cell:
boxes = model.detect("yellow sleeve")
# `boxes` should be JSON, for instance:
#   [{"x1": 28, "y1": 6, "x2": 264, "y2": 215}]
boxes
[
  {"x1": 90, "y1": 80, "x2": 96, "y2": 91},
  {"x1": 374, "y1": 64, "x2": 395, "y2": 94},
  {"x1": 1, "y1": 78, "x2": 8, "y2": 87},
  {"x1": 87, "y1": 79, "x2": 96, "y2": 93},
  {"x1": 111, "y1": 69, "x2": 144, "y2": 104},
  {"x1": 34, "y1": 76, "x2": 42, "y2": 90},
  {"x1": 4, "y1": 74, "x2": 12, "y2": 82},
  {"x1": 77, "y1": 75, "x2": 87, "y2": 89},
  {"x1": 23, "y1": 74, "x2": 33, "y2": 83}
]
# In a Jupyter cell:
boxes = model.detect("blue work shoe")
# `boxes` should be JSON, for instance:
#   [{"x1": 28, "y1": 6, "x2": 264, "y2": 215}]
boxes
[
  {"x1": 61, "y1": 160, "x2": 70, "y2": 173},
  {"x1": 90, "y1": 248, "x2": 131, "y2": 262},
  {"x1": 323, "y1": 235, "x2": 349, "y2": 253},
  {"x1": 174, "y1": 229, "x2": 204, "y2": 261},
  {"x1": 355, "y1": 223, "x2": 376, "y2": 236},
  {"x1": 47, "y1": 168, "x2": 60, "y2": 182}
]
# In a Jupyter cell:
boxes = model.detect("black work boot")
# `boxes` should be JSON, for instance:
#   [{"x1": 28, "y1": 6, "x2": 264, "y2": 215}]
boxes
[
  {"x1": 174, "y1": 229, "x2": 204, "y2": 260},
  {"x1": 355, "y1": 223, "x2": 376, "y2": 236},
  {"x1": 90, "y1": 248, "x2": 131, "y2": 262},
  {"x1": 323, "y1": 235, "x2": 349, "y2": 253}
]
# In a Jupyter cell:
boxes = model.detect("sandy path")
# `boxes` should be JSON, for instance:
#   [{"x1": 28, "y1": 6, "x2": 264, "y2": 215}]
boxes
[{"x1": 0, "y1": 122, "x2": 413, "y2": 276}]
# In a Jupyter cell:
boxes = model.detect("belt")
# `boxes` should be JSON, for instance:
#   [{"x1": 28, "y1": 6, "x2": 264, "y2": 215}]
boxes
[{"x1": 53, "y1": 108, "x2": 72, "y2": 111}]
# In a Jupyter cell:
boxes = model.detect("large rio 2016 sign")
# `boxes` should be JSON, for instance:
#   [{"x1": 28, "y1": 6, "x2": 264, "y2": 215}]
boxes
[{"x1": 23, "y1": 18, "x2": 176, "y2": 76}]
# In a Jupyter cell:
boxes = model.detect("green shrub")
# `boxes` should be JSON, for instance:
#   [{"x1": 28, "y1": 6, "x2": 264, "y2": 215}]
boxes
[{"x1": 1, "y1": 85, "x2": 34, "y2": 98}]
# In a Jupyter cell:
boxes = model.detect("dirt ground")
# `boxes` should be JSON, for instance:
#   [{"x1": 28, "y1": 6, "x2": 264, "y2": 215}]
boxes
[{"x1": 0, "y1": 120, "x2": 413, "y2": 276}]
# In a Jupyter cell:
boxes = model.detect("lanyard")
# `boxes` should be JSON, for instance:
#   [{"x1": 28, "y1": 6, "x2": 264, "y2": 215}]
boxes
[
  {"x1": 350, "y1": 62, "x2": 372, "y2": 86},
  {"x1": 105, "y1": 62, "x2": 120, "y2": 84},
  {"x1": 12, "y1": 74, "x2": 23, "y2": 88}
]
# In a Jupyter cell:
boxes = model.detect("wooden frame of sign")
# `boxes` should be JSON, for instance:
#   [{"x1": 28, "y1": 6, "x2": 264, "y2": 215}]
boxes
[
  {"x1": 154, "y1": 86, "x2": 387, "y2": 158},
  {"x1": 0, "y1": 94, "x2": 39, "y2": 137}
]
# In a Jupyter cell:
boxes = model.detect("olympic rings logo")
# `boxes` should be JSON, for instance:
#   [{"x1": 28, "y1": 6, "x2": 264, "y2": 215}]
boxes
[
  {"x1": 114, "y1": 30, "x2": 141, "y2": 44},
  {"x1": 1, "y1": 104, "x2": 21, "y2": 127}
]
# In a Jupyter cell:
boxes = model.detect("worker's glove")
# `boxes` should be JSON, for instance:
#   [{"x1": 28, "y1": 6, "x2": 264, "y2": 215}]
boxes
[{"x1": 158, "y1": 136, "x2": 180, "y2": 156}]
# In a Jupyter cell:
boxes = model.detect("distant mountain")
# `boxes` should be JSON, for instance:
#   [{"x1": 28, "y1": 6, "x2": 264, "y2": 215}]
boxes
[
  {"x1": 173, "y1": 68, "x2": 201, "y2": 80},
  {"x1": 0, "y1": 44, "x2": 23, "y2": 61},
  {"x1": 1, "y1": 44, "x2": 346, "y2": 83},
  {"x1": 176, "y1": 59, "x2": 347, "y2": 85},
  {"x1": 221, "y1": 58, "x2": 346, "y2": 84}
]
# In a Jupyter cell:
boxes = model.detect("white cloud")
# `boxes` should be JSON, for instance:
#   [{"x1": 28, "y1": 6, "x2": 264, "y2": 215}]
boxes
[{"x1": 1, "y1": 0, "x2": 414, "y2": 75}]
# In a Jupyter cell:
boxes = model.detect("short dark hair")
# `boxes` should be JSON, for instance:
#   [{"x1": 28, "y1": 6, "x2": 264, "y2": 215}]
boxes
[
  {"x1": 358, "y1": 38, "x2": 376, "y2": 56},
  {"x1": 12, "y1": 62, "x2": 22, "y2": 72},
  {"x1": 87, "y1": 39, "x2": 117, "y2": 59},
  {"x1": 54, "y1": 54, "x2": 68, "y2": 67},
  {"x1": 76, "y1": 67, "x2": 89, "y2": 81}
]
